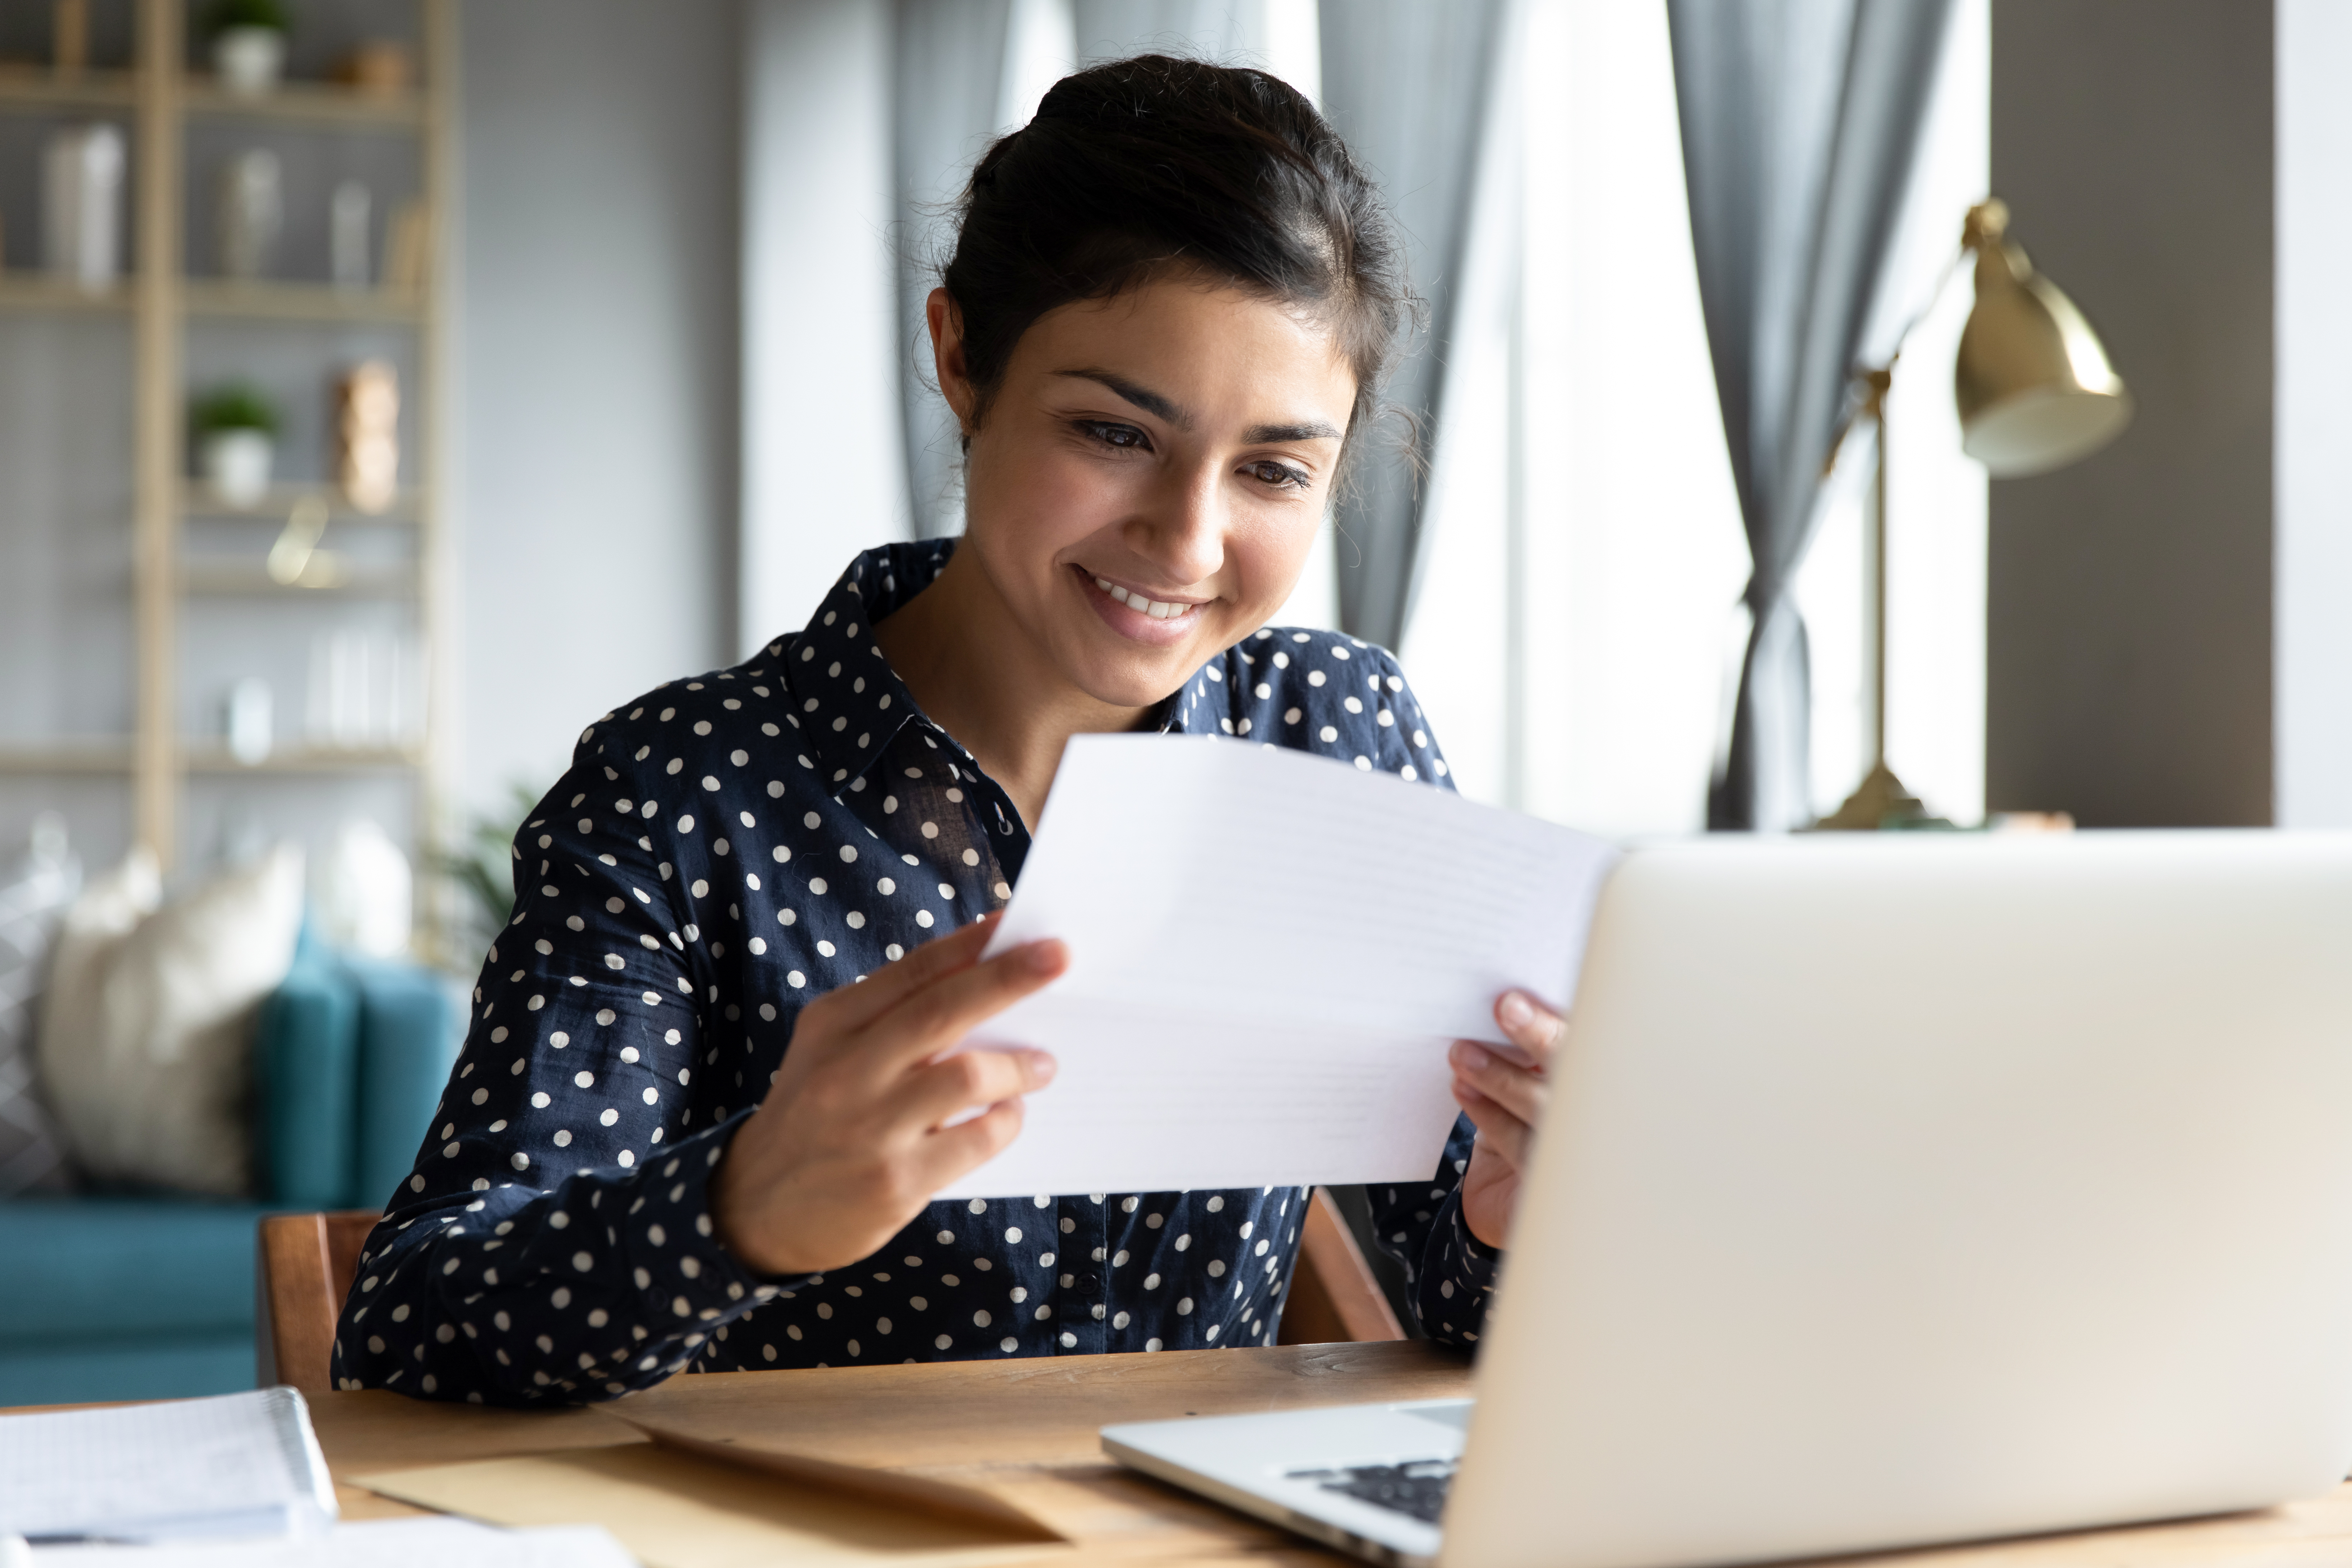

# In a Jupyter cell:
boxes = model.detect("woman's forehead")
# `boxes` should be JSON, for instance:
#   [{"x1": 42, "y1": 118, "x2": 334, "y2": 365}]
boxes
[{"x1": 1016, "y1": 276, "x2": 1357, "y2": 424}]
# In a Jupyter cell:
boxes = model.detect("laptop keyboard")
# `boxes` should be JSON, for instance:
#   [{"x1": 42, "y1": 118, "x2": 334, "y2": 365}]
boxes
[{"x1": 1287, "y1": 1458, "x2": 1457, "y2": 1524}]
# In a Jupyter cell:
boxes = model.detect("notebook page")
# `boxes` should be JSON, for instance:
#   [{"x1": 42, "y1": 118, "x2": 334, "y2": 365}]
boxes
[
  {"x1": 20, "y1": 1518, "x2": 637, "y2": 1567},
  {"x1": 0, "y1": 1387, "x2": 337, "y2": 1543},
  {"x1": 946, "y1": 735, "x2": 1619, "y2": 1198}
]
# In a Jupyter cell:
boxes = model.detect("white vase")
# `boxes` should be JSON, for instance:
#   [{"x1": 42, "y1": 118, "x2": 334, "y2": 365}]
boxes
[
  {"x1": 213, "y1": 27, "x2": 285, "y2": 96},
  {"x1": 202, "y1": 429, "x2": 273, "y2": 508},
  {"x1": 217, "y1": 149, "x2": 282, "y2": 280},
  {"x1": 40, "y1": 122, "x2": 124, "y2": 293}
]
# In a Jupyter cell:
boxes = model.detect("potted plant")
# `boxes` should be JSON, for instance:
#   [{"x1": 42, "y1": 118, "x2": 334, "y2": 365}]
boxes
[
  {"x1": 192, "y1": 383, "x2": 280, "y2": 507},
  {"x1": 207, "y1": 0, "x2": 291, "y2": 97}
]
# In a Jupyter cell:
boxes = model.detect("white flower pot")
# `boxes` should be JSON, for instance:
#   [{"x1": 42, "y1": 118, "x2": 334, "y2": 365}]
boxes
[
  {"x1": 213, "y1": 27, "x2": 285, "y2": 97},
  {"x1": 202, "y1": 429, "x2": 273, "y2": 508}
]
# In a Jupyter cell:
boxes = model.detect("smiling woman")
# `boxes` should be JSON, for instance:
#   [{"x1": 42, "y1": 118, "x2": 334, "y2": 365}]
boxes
[{"x1": 334, "y1": 56, "x2": 1562, "y2": 1406}]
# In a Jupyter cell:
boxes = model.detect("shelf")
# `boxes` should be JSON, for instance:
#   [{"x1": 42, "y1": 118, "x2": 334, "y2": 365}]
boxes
[
  {"x1": 182, "y1": 279, "x2": 423, "y2": 324},
  {"x1": 0, "y1": 741, "x2": 422, "y2": 776},
  {"x1": 182, "y1": 78, "x2": 424, "y2": 128},
  {"x1": 0, "y1": 740, "x2": 134, "y2": 775},
  {"x1": 181, "y1": 483, "x2": 421, "y2": 523},
  {"x1": 0, "y1": 70, "x2": 137, "y2": 111},
  {"x1": 0, "y1": 275, "x2": 131, "y2": 314},
  {"x1": 182, "y1": 561, "x2": 416, "y2": 597},
  {"x1": 0, "y1": 277, "x2": 423, "y2": 322},
  {"x1": 185, "y1": 744, "x2": 424, "y2": 775}
]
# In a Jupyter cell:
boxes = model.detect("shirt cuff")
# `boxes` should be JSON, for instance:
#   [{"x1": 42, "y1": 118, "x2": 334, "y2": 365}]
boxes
[
  {"x1": 609, "y1": 1113, "x2": 818, "y2": 1345},
  {"x1": 1418, "y1": 1190, "x2": 1502, "y2": 1347}
]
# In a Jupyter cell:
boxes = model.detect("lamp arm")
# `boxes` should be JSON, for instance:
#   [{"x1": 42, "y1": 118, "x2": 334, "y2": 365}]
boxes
[{"x1": 1818, "y1": 239, "x2": 1974, "y2": 480}]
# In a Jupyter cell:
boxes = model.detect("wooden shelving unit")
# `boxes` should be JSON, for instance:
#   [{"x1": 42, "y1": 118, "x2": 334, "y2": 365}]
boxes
[
  {"x1": 181, "y1": 278, "x2": 424, "y2": 323},
  {"x1": 0, "y1": 1, "x2": 453, "y2": 876},
  {"x1": 0, "y1": 275, "x2": 131, "y2": 312},
  {"x1": 181, "y1": 79, "x2": 425, "y2": 127},
  {"x1": 0, "y1": 69, "x2": 137, "y2": 110}
]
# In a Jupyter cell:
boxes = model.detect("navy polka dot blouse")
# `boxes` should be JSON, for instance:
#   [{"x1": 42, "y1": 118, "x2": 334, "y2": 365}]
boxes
[{"x1": 333, "y1": 541, "x2": 1501, "y2": 1405}]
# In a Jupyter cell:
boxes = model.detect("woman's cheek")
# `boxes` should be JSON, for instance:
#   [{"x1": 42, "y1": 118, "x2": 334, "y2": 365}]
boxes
[
  {"x1": 975, "y1": 442, "x2": 1135, "y2": 561},
  {"x1": 1233, "y1": 498, "x2": 1322, "y2": 619}
]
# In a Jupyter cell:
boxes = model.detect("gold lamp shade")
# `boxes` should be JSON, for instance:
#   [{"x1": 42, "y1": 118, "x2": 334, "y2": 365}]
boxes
[{"x1": 1954, "y1": 200, "x2": 2132, "y2": 478}]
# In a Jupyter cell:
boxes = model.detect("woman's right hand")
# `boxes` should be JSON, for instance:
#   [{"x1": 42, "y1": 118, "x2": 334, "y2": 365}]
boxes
[{"x1": 710, "y1": 916, "x2": 1066, "y2": 1277}]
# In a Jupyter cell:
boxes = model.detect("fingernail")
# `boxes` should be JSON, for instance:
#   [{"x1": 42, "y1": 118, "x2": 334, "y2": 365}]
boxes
[
  {"x1": 1453, "y1": 1041, "x2": 1489, "y2": 1072},
  {"x1": 1499, "y1": 993, "x2": 1533, "y2": 1029},
  {"x1": 1024, "y1": 940, "x2": 1065, "y2": 974},
  {"x1": 1027, "y1": 1050, "x2": 1057, "y2": 1084}
]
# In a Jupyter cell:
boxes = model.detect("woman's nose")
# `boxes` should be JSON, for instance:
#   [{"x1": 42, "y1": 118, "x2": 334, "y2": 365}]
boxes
[{"x1": 1127, "y1": 461, "x2": 1228, "y2": 586}]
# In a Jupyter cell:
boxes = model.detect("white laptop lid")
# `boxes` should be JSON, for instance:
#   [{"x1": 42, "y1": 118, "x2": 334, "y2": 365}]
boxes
[{"x1": 1446, "y1": 832, "x2": 2352, "y2": 1568}]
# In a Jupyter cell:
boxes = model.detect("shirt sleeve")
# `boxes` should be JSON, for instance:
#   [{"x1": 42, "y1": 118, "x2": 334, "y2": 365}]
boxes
[
  {"x1": 1360, "y1": 650, "x2": 1500, "y2": 1347},
  {"x1": 1368, "y1": 1115, "x2": 1501, "y2": 1347},
  {"x1": 330, "y1": 709, "x2": 810, "y2": 1405}
]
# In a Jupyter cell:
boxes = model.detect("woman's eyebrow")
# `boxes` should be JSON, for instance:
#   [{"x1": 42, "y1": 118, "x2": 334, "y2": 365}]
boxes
[
  {"x1": 1053, "y1": 369, "x2": 1341, "y2": 445},
  {"x1": 1243, "y1": 419, "x2": 1344, "y2": 444},
  {"x1": 1053, "y1": 369, "x2": 1190, "y2": 429}
]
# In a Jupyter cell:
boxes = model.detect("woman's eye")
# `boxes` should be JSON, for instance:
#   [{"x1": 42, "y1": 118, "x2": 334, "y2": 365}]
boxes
[
  {"x1": 1080, "y1": 421, "x2": 1149, "y2": 450},
  {"x1": 1247, "y1": 461, "x2": 1312, "y2": 490}
]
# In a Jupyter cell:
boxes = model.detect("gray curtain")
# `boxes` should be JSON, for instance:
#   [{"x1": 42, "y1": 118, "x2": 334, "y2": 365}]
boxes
[
  {"x1": 1668, "y1": 0, "x2": 1954, "y2": 831},
  {"x1": 895, "y1": 0, "x2": 1013, "y2": 540},
  {"x1": 1319, "y1": 0, "x2": 1510, "y2": 652}
]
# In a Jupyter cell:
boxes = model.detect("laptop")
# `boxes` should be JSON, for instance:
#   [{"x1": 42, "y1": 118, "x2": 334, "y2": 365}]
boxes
[{"x1": 1103, "y1": 832, "x2": 2352, "y2": 1568}]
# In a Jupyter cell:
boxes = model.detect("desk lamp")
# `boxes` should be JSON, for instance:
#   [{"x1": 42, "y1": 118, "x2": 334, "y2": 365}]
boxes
[{"x1": 1812, "y1": 199, "x2": 2131, "y2": 831}]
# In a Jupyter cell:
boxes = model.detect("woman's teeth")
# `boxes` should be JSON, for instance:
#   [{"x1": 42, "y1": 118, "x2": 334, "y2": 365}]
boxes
[{"x1": 1094, "y1": 576, "x2": 1194, "y2": 621}]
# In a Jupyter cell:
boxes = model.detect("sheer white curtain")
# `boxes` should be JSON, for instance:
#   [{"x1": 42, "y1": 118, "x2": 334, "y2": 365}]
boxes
[
  {"x1": 1406, "y1": 0, "x2": 1750, "y2": 820},
  {"x1": 739, "y1": 0, "x2": 910, "y2": 654},
  {"x1": 1406, "y1": 0, "x2": 1987, "y2": 830},
  {"x1": 1796, "y1": 0, "x2": 1989, "y2": 825}
]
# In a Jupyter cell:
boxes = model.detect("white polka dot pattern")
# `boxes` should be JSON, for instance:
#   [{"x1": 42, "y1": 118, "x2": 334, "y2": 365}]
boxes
[{"x1": 332, "y1": 541, "x2": 1492, "y2": 1405}]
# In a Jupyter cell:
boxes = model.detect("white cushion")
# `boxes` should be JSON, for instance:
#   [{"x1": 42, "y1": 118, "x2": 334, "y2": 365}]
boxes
[{"x1": 38, "y1": 845, "x2": 304, "y2": 1195}]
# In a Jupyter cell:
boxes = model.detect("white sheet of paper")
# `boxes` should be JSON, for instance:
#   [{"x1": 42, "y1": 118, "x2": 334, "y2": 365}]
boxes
[
  {"x1": 943, "y1": 734, "x2": 1619, "y2": 1199},
  {"x1": 23, "y1": 1518, "x2": 638, "y2": 1566},
  {"x1": 0, "y1": 1387, "x2": 336, "y2": 1544}
]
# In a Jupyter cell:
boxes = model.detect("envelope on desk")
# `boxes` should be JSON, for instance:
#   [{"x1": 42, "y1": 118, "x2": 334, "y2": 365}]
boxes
[{"x1": 356, "y1": 1437, "x2": 1064, "y2": 1568}]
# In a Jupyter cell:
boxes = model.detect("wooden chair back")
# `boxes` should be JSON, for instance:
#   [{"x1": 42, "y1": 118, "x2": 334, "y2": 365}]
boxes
[
  {"x1": 1278, "y1": 1188, "x2": 1407, "y2": 1344},
  {"x1": 257, "y1": 1186, "x2": 1401, "y2": 1391},
  {"x1": 256, "y1": 1209, "x2": 379, "y2": 1393}
]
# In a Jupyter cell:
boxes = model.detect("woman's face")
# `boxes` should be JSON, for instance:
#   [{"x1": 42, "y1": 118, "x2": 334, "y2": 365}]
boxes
[{"x1": 934, "y1": 273, "x2": 1357, "y2": 709}]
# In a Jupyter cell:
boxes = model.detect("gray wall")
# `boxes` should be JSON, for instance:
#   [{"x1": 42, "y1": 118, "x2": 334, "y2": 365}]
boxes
[
  {"x1": 454, "y1": 0, "x2": 741, "y2": 820},
  {"x1": 1986, "y1": 0, "x2": 2273, "y2": 826}
]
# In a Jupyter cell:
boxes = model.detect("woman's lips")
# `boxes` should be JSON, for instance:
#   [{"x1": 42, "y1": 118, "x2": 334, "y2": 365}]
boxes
[
  {"x1": 1092, "y1": 575, "x2": 1200, "y2": 620},
  {"x1": 1075, "y1": 566, "x2": 1204, "y2": 645}
]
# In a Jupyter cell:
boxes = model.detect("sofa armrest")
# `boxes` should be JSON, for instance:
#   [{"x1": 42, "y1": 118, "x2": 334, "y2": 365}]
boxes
[
  {"x1": 345, "y1": 958, "x2": 460, "y2": 1213},
  {"x1": 254, "y1": 947, "x2": 362, "y2": 1208}
]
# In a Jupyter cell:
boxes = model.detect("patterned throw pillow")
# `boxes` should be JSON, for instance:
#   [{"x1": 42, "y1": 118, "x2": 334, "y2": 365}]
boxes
[{"x1": 0, "y1": 817, "x2": 83, "y2": 1195}]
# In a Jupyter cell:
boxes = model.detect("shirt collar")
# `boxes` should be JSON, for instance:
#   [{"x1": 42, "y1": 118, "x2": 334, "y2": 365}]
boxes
[
  {"x1": 773, "y1": 540, "x2": 1236, "y2": 793},
  {"x1": 774, "y1": 540, "x2": 954, "y2": 794}
]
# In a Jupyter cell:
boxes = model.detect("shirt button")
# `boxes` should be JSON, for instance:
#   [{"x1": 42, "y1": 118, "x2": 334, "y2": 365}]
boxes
[{"x1": 1077, "y1": 1273, "x2": 1100, "y2": 1292}]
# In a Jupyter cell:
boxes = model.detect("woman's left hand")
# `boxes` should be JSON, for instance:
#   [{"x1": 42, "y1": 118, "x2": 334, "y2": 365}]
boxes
[{"x1": 1448, "y1": 991, "x2": 1565, "y2": 1250}]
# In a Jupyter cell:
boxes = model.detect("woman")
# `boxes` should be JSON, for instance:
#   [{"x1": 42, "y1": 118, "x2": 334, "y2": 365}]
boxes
[{"x1": 336, "y1": 55, "x2": 1561, "y2": 1403}]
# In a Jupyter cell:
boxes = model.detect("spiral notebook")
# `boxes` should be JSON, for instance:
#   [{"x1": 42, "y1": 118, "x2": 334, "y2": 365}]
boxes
[{"x1": 0, "y1": 1387, "x2": 337, "y2": 1544}]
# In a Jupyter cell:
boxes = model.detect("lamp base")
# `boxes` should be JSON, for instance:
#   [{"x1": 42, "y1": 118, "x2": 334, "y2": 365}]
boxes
[{"x1": 1808, "y1": 760, "x2": 1946, "y2": 832}]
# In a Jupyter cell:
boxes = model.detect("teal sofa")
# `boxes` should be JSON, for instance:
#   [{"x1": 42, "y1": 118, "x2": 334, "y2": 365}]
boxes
[{"x1": 0, "y1": 936, "x2": 457, "y2": 1405}]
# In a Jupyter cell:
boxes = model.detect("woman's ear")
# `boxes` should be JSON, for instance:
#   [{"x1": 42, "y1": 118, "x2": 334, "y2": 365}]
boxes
[{"x1": 927, "y1": 288, "x2": 977, "y2": 434}]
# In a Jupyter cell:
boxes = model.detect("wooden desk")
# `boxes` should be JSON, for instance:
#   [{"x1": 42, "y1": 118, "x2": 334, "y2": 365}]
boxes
[{"x1": 257, "y1": 1343, "x2": 2352, "y2": 1565}]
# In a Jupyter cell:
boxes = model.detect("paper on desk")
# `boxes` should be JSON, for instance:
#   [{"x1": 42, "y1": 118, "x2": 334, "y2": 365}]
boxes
[
  {"x1": 23, "y1": 1517, "x2": 636, "y2": 1566},
  {"x1": 0, "y1": 1387, "x2": 336, "y2": 1544},
  {"x1": 946, "y1": 734, "x2": 1620, "y2": 1199}
]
